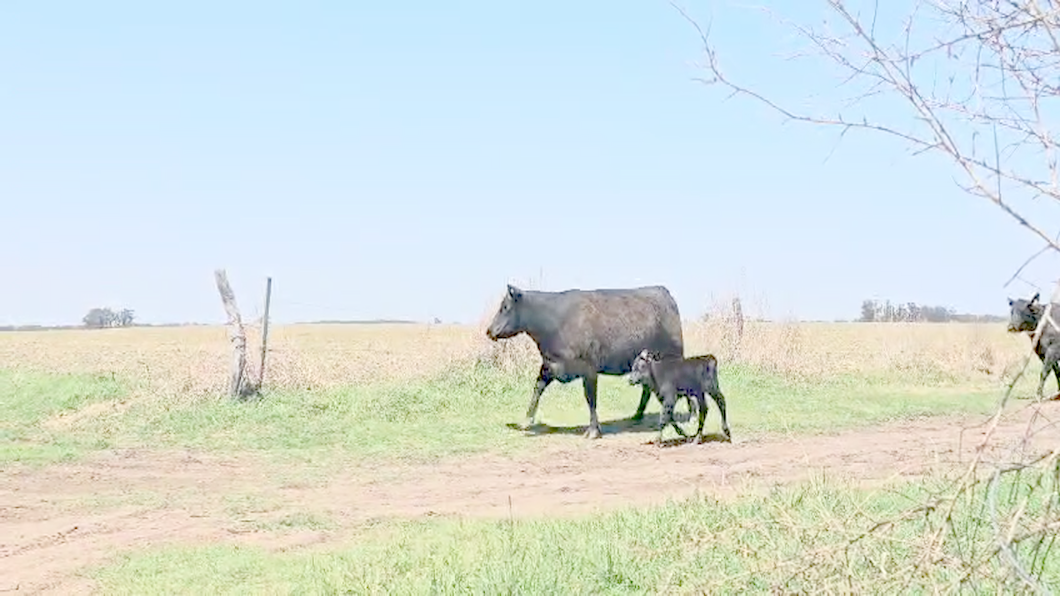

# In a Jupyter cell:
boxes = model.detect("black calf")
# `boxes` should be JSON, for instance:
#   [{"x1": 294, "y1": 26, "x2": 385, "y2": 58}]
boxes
[{"x1": 628, "y1": 349, "x2": 732, "y2": 445}]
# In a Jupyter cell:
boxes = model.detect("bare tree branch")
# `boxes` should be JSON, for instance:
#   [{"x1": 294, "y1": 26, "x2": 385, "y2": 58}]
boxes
[
  {"x1": 672, "y1": 0, "x2": 1060, "y2": 256},
  {"x1": 673, "y1": 1, "x2": 1060, "y2": 589}
]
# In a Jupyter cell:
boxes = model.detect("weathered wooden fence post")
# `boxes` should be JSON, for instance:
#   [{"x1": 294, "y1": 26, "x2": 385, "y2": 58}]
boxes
[
  {"x1": 730, "y1": 297, "x2": 745, "y2": 357},
  {"x1": 214, "y1": 269, "x2": 257, "y2": 399},
  {"x1": 732, "y1": 297, "x2": 744, "y2": 342}
]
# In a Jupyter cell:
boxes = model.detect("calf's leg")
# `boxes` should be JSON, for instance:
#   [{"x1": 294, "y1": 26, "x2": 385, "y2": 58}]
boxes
[
  {"x1": 708, "y1": 387, "x2": 732, "y2": 442},
  {"x1": 656, "y1": 389, "x2": 687, "y2": 446},
  {"x1": 636, "y1": 388, "x2": 695, "y2": 423},
  {"x1": 685, "y1": 395, "x2": 698, "y2": 423},
  {"x1": 692, "y1": 393, "x2": 708, "y2": 443},
  {"x1": 582, "y1": 373, "x2": 603, "y2": 439},
  {"x1": 520, "y1": 363, "x2": 553, "y2": 430}
]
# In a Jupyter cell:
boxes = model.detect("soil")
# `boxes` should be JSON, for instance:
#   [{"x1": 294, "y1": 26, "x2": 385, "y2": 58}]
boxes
[{"x1": 3, "y1": 401, "x2": 1059, "y2": 594}]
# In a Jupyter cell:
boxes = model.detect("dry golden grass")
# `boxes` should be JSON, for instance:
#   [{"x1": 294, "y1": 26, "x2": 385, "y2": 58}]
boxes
[
  {"x1": 687, "y1": 318, "x2": 1025, "y2": 382},
  {"x1": 0, "y1": 323, "x2": 481, "y2": 400},
  {"x1": 0, "y1": 314, "x2": 1035, "y2": 400}
]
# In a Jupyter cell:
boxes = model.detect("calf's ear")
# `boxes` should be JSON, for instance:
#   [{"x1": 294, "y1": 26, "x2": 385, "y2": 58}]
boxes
[
  {"x1": 507, "y1": 285, "x2": 523, "y2": 301},
  {"x1": 1032, "y1": 292, "x2": 1041, "y2": 304}
]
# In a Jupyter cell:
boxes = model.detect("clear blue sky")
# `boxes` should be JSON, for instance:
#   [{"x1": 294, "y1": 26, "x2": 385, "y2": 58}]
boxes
[{"x1": 3, "y1": 0, "x2": 1057, "y2": 326}]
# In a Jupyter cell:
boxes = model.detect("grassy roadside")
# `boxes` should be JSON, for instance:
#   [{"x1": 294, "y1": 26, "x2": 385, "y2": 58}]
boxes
[
  {"x1": 90, "y1": 473, "x2": 1058, "y2": 594},
  {"x1": 0, "y1": 370, "x2": 125, "y2": 465},
  {"x1": 0, "y1": 361, "x2": 1010, "y2": 468}
]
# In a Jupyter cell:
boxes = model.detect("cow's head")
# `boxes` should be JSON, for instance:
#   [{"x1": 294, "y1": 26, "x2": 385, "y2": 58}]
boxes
[
  {"x1": 1008, "y1": 292, "x2": 1042, "y2": 333},
  {"x1": 486, "y1": 284, "x2": 525, "y2": 340},
  {"x1": 627, "y1": 349, "x2": 659, "y2": 385}
]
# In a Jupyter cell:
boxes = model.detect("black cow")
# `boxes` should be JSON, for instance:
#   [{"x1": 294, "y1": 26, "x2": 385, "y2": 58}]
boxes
[
  {"x1": 485, "y1": 284, "x2": 685, "y2": 439},
  {"x1": 627, "y1": 349, "x2": 731, "y2": 445},
  {"x1": 1008, "y1": 292, "x2": 1060, "y2": 399}
]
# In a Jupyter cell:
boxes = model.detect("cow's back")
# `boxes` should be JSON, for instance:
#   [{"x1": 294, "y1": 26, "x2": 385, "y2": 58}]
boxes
[{"x1": 547, "y1": 286, "x2": 684, "y2": 373}]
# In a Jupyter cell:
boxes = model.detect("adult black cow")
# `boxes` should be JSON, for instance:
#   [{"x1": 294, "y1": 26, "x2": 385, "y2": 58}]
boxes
[
  {"x1": 1008, "y1": 292, "x2": 1060, "y2": 399},
  {"x1": 485, "y1": 284, "x2": 685, "y2": 439}
]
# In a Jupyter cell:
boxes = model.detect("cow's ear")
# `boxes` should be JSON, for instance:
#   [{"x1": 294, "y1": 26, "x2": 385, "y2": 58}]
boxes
[
  {"x1": 1032, "y1": 292, "x2": 1041, "y2": 303},
  {"x1": 1008, "y1": 297, "x2": 1014, "y2": 306},
  {"x1": 507, "y1": 285, "x2": 523, "y2": 301}
]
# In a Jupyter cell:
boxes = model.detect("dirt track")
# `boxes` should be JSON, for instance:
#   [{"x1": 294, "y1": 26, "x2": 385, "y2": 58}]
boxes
[{"x1": 3, "y1": 402, "x2": 1060, "y2": 594}]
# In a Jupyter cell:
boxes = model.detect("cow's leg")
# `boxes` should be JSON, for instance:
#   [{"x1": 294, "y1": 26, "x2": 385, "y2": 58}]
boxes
[
  {"x1": 1038, "y1": 348, "x2": 1060, "y2": 399},
  {"x1": 708, "y1": 387, "x2": 732, "y2": 442},
  {"x1": 632, "y1": 384, "x2": 653, "y2": 421},
  {"x1": 582, "y1": 373, "x2": 602, "y2": 439},
  {"x1": 520, "y1": 363, "x2": 553, "y2": 430},
  {"x1": 1052, "y1": 361, "x2": 1060, "y2": 395}
]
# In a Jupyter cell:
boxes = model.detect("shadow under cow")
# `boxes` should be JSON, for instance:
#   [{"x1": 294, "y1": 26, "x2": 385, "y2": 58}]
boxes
[{"x1": 505, "y1": 409, "x2": 728, "y2": 443}]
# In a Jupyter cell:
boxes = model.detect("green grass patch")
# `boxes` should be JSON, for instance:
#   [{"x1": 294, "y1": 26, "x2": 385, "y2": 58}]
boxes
[
  {"x1": 1, "y1": 362, "x2": 1005, "y2": 467},
  {"x1": 706, "y1": 364, "x2": 1000, "y2": 436},
  {"x1": 0, "y1": 369, "x2": 125, "y2": 465},
  {"x1": 91, "y1": 474, "x2": 1060, "y2": 594},
  {"x1": 76, "y1": 363, "x2": 1003, "y2": 463}
]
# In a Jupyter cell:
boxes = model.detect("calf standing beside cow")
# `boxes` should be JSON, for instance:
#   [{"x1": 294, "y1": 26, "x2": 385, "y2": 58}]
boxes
[{"x1": 484, "y1": 283, "x2": 732, "y2": 444}]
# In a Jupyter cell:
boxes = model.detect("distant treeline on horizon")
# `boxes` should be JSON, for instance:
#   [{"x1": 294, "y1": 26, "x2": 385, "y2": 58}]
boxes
[
  {"x1": 0, "y1": 314, "x2": 1010, "y2": 332},
  {"x1": 857, "y1": 298, "x2": 1007, "y2": 324},
  {"x1": 0, "y1": 319, "x2": 424, "y2": 332}
]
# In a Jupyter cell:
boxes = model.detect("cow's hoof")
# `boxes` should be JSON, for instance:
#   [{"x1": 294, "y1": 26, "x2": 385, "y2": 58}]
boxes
[
  {"x1": 631, "y1": 412, "x2": 645, "y2": 422},
  {"x1": 694, "y1": 435, "x2": 706, "y2": 445},
  {"x1": 583, "y1": 427, "x2": 602, "y2": 439},
  {"x1": 518, "y1": 418, "x2": 535, "y2": 431}
]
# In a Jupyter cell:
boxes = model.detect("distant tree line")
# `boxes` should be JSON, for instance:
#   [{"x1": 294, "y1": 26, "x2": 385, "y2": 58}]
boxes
[
  {"x1": 858, "y1": 299, "x2": 1006, "y2": 323},
  {"x1": 82, "y1": 307, "x2": 137, "y2": 329}
]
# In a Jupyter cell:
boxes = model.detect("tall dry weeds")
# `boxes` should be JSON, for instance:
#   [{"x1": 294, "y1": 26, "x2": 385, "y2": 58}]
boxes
[
  {"x1": 688, "y1": 297, "x2": 1028, "y2": 386},
  {"x1": 471, "y1": 296, "x2": 540, "y2": 374},
  {"x1": 0, "y1": 298, "x2": 1033, "y2": 402}
]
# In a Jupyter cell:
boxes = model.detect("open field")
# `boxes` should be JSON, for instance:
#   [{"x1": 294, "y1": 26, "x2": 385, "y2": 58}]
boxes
[{"x1": 3, "y1": 320, "x2": 1060, "y2": 593}]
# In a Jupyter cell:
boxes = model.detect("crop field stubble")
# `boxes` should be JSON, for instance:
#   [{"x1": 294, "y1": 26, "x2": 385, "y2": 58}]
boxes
[{"x1": 3, "y1": 311, "x2": 1060, "y2": 593}]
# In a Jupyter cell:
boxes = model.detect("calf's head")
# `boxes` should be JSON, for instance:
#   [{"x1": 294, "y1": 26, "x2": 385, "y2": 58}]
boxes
[
  {"x1": 1008, "y1": 292, "x2": 1042, "y2": 333},
  {"x1": 486, "y1": 285, "x2": 525, "y2": 340},
  {"x1": 627, "y1": 349, "x2": 659, "y2": 386}
]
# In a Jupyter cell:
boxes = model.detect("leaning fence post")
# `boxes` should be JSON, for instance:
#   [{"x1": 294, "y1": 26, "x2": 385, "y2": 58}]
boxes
[
  {"x1": 214, "y1": 269, "x2": 256, "y2": 399},
  {"x1": 731, "y1": 297, "x2": 744, "y2": 352}
]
